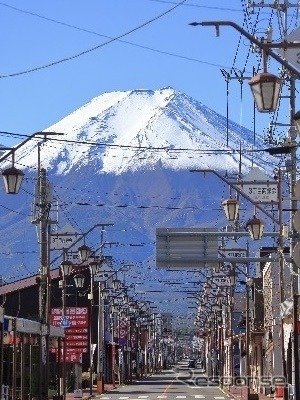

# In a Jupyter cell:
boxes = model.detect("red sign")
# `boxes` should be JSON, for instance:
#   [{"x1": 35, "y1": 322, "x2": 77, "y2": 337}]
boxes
[
  {"x1": 66, "y1": 335, "x2": 88, "y2": 341},
  {"x1": 50, "y1": 307, "x2": 89, "y2": 363},
  {"x1": 67, "y1": 341, "x2": 88, "y2": 347},
  {"x1": 50, "y1": 307, "x2": 88, "y2": 328},
  {"x1": 67, "y1": 328, "x2": 88, "y2": 334},
  {"x1": 65, "y1": 353, "x2": 82, "y2": 363},
  {"x1": 52, "y1": 347, "x2": 88, "y2": 354}
]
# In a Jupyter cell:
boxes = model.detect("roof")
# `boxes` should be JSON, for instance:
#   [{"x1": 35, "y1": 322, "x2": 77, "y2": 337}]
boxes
[{"x1": 0, "y1": 269, "x2": 60, "y2": 296}]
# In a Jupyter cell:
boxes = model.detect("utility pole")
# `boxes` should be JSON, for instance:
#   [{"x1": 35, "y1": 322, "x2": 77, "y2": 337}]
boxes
[
  {"x1": 36, "y1": 167, "x2": 52, "y2": 399},
  {"x1": 32, "y1": 142, "x2": 54, "y2": 399}
]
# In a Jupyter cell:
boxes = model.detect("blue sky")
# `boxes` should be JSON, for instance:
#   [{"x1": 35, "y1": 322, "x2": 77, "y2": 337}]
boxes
[{"x1": 0, "y1": 0, "x2": 299, "y2": 147}]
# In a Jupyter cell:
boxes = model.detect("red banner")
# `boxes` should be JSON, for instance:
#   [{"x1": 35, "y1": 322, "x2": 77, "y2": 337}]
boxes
[{"x1": 50, "y1": 307, "x2": 89, "y2": 363}]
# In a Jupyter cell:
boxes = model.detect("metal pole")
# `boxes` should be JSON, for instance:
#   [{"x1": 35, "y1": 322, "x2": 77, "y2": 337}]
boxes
[
  {"x1": 12, "y1": 318, "x2": 17, "y2": 400},
  {"x1": 62, "y1": 273, "x2": 67, "y2": 400},
  {"x1": 97, "y1": 284, "x2": 104, "y2": 394},
  {"x1": 89, "y1": 273, "x2": 94, "y2": 396},
  {"x1": 246, "y1": 248, "x2": 251, "y2": 400},
  {"x1": 278, "y1": 169, "x2": 288, "y2": 400},
  {"x1": 0, "y1": 314, "x2": 4, "y2": 400},
  {"x1": 38, "y1": 167, "x2": 51, "y2": 400},
  {"x1": 190, "y1": 21, "x2": 300, "y2": 79},
  {"x1": 289, "y1": 76, "x2": 300, "y2": 400}
]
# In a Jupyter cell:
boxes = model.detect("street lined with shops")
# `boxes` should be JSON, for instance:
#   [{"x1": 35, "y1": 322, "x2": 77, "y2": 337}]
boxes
[{"x1": 85, "y1": 364, "x2": 231, "y2": 400}]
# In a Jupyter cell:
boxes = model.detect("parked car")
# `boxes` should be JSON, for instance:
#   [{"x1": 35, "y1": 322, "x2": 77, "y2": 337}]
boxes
[{"x1": 188, "y1": 359, "x2": 197, "y2": 368}]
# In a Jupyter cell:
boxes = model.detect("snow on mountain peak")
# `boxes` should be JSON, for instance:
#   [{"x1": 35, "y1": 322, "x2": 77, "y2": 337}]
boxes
[{"x1": 15, "y1": 87, "x2": 272, "y2": 175}]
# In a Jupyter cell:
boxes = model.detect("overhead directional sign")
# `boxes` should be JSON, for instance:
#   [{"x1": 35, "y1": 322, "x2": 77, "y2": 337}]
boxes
[{"x1": 156, "y1": 227, "x2": 219, "y2": 269}]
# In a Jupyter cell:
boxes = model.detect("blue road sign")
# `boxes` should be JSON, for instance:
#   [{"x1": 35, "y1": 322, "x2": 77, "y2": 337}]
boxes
[{"x1": 60, "y1": 316, "x2": 70, "y2": 328}]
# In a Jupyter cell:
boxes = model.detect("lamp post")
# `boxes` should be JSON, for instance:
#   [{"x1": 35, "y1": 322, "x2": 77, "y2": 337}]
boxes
[
  {"x1": 51, "y1": 225, "x2": 114, "y2": 395},
  {"x1": 191, "y1": 166, "x2": 286, "y2": 398},
  {"x1": 87, "y1": 258, "x2": 99, "y2": 396},
  {"x1": 59, "y1": 259, "x2": 73, "y2": 399},
  {"x1": 59, "y1": 243, "x2": 106, "y2": 398},
  {"x1": 0, "y1": 132, "x2": 64, "y2": 399},
  {"x1": 190, "y1": 20, "x2": 299, "y2": 399},
  {"x1": 222, "y1": 170, "x2": 286, "y2": 399},
  {"x1": 72, "y1": 272, "x2": 86, "y2": 393}
]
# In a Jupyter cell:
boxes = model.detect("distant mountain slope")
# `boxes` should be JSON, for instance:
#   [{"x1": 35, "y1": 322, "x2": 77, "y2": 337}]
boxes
[{"x1": 14, "y1": 87, "x2": 273, "y2": 175}]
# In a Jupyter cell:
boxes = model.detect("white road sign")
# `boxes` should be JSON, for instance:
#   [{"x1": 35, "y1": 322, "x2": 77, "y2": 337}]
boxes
[
  {"x1": 50, "y1": 223, "x2": 79, "y2": 250},
  {"x1": 235, "y1": 167, "x2": 278, "y2": 203},
  {"x1": 276, "y1": 26, "x2": 300, "y2": 71},
  {"x1": 218, "y1": 248, "x2": 247, "y2": 259}
]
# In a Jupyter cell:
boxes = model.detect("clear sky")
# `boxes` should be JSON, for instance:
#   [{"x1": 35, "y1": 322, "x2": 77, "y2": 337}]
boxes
[{"x1": 0, "y1": 1, "x2": 299, "y2": 147}]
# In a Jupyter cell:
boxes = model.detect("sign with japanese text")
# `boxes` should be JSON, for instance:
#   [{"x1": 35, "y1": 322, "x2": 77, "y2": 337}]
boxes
[
  {"x1": 235, "y1": 167, "x2": 278, "y2": 203},
  {"x1": 50, "y1": 307, "x2": 89, "y2": 363},
  {"x1": 218, "y1": 248, "x2": 247, "y2": 259},
  {"x1": 50, "y1": 223, "x2": 79, "y2": 250},
  {"x1": 235, "y1": 183, "x2": 278, "y2": 202}
]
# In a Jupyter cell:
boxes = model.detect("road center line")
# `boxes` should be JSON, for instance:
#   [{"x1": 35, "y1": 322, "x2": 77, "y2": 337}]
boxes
[{"x1": 161, "y1": 380, "x2": 174, "y2": 396}]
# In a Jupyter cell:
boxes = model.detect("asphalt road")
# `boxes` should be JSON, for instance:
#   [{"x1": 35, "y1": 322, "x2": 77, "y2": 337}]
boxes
[{"x1": 96, "y1": 362, "x2": 232, "y2": 400}]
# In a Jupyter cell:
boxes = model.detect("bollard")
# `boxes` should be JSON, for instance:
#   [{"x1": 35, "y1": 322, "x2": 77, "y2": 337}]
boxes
[{"x1": 97, "y1": 379, "x2": 103, "y2": 394}]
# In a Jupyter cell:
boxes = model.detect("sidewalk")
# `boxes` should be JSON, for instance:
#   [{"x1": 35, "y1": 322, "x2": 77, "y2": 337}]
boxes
[
  {"x1": 224, "y1": 385, "x2": 277, "y2": 399},
  {"x1": 66, "y1": 382, "x2": 119, "y2": 399}
]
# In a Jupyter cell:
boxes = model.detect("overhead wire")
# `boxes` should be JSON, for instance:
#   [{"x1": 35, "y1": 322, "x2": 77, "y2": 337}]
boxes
[
  {"x1": 0, "y1": 0, "x2": 190, "y2": 78},
  {"x1": 0, "y1": 1, "x2": 245, "y2": 78},
  {"x1": 0, "y1": 130, "x2": 275, "y2": 156}
]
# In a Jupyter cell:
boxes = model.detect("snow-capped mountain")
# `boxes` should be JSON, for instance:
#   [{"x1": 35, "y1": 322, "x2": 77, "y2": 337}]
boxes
[
  {"x1": 0, "y1": 87, "x2": 277, "y2": 326},
  {"x1": 15, "y1": 87, "x2": 272, "y2": 175}
]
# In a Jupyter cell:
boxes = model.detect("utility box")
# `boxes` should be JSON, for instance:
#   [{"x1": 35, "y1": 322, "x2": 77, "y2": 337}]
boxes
[{"x1": 73, "y1": 389, "x2": 83, "y2": 398}]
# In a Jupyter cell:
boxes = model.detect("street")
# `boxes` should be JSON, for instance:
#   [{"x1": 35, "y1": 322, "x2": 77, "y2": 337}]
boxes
[{"x1": 93, "y1": 363, "x2": 231, "y2": 400}]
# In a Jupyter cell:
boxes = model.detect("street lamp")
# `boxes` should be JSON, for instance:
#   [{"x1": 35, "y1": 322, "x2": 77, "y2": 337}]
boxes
[
  {"x1": 73, "y1": 273, "x2": 85, "y2": 289},
  {"x1": 112, "y1": 278, "x2": 121, "y2": 291},
  {"x1": 245, "y1": 215, "x2": 265, "y2": 240},
  {"x1": 222, "y1": 198, "x2": 239, "y2": 221},
  {"x1": 78, "y1": 244, "x2": 91, "y2": 262},
  {"x1": 60, "y1": 260, "x2": 74, "y2": 277},
  {"x1": 248, "y1": 72, "x2": 282, "y2": 113},
  {"x1": 0, "y1": 131, "x2": 63, "y2": 195},
  {"x1": 2, "y1": 165, "x2": 24, "y2": 194}
]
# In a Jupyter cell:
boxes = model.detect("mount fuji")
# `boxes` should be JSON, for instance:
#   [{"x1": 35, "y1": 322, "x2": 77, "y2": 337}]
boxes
[{"x1": 0, "y1": 87, "x2": 276, "y2": 325}]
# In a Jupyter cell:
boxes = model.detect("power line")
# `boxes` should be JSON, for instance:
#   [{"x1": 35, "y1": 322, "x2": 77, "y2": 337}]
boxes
[
  {"x1": 148, "y1": 0, "x2": 243, "y2": 12},
  {"x1": 0, "y1": 1, "x2": 240, "y2": 74},
  {"x1": 0, "y1": 0, "x2": 189, "y2": 78},
  {"x1": 0, "y1": 130, "x2": 268, "y2": 154}
]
